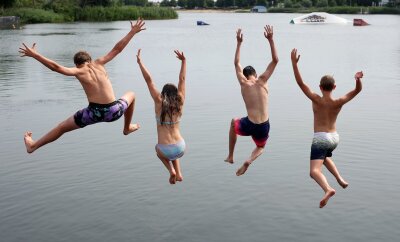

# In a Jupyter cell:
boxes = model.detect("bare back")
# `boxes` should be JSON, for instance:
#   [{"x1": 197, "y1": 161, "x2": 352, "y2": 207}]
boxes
[
  {"x1": 312, "y1": 96, "x2": 343, "y2": 133},
  {"x1": 241, "y1": 79, "x2": 269, "y2": 123},
  {"x1": 154, "y1": 97, "x2": 184, "y2": 145},
  {"x1": 75, "y1": 63, "x2": 116, "y2": 104}
]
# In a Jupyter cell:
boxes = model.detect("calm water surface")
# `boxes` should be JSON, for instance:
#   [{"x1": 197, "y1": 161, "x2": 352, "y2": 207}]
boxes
[{"x1": 0, "y1": 12, "x2": 399, "y2": 242}]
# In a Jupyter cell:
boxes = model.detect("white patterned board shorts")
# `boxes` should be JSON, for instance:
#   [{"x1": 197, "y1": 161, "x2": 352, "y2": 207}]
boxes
[{"x1": 310, "y1": 132, "x2": 339, "y2": 160}]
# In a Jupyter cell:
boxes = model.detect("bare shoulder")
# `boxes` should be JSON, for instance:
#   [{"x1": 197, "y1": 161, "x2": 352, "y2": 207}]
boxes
[
  {"x1": 155, "y1": 94, "x2": 163, "y2": 103},
  {"x1": 90, "y1": 61, "x2": 104, "y2": 68},
  {"x1": 332, "y1": 98, "x2": 346, "y2": 107},
  {"x1": 256, "y1": 78, "x2": 268, "y2": 85},
  {"x1": 237, "y1": 76, "x2": 248, "y2": 86},
  {"x1": 311, "y1": 94, "x2": 323, "y2": 104},
  {"x1": 71, "y1": 66, "x2": 87, "y2": 75},
  {"x1": 88, "y1": 62, "x2": 107, "y2": 73}
]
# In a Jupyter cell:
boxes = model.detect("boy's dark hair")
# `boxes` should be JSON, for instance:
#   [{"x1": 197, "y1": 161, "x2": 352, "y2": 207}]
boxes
[
  {"x1": 74, "y1": 51, "x2": 92, "y2": 65},
  {"x1": 320, "y1": 75, "x2": 335, "y2": 91},
  {"x1": 243, "y1": 66, "x2": 257, "y2": 79}
]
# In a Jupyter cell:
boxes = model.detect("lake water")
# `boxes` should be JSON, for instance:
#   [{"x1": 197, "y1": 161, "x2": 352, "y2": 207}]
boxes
[{"x1": 0, "y1": 12, "x2": 399, "y2": 242}]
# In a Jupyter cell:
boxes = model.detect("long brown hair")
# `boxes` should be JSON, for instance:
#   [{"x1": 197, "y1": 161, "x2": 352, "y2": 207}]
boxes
[{"x1": 160, "y1": 83, "x2": 183, "y2": 125}]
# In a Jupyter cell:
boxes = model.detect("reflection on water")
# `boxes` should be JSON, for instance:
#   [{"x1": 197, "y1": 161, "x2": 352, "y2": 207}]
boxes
[{"x1": 0, "y1": 13, "x2": 399, "y2": 242}]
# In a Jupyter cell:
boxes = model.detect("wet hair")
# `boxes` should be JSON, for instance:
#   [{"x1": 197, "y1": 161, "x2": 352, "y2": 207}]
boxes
[
  {"x1": 320, "y1": 75, "x2": 335, "y2": 91},
  {"x1": 160, "y1": 83, "x2": 183, "y2": 125},
  {"x1": 73, "y1": 51, "x2": 92, "y2": 66},
  {"x1": 243, "y1": 66, "x2": 257, "y2": 79}
]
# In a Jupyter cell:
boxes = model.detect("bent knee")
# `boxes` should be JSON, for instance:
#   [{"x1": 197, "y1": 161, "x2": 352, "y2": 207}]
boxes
[
  {"x1": 256, "y1": 144, "x2": 266, "y2": 149},
  {"x1": 122, "y1": 91, "x2": 135, "y2": 102},
  {"x1": 309, "y1": 169, "x2": 320, "y2": 179}
]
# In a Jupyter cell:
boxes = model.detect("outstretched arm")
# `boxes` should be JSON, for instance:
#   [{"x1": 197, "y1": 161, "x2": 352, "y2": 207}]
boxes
[
  {"x1": 337, "y1": 71, "x2": 363, "y2": 105},
  {"x1": 234, "y1": 28, "x2": 246, "y2": 84},
  {"x1": 19, "y1": 43, "x2": 79, "y2": 76},
  {"x1": 291, "y1": 48, "x2": 319, "y2": 102},
  {"x1": 258, "y1": 25, "x2": 279, "y2": 83},
  {"x1": 175, "y1": 50, "x2": 186, "y2": 101},
  {"x1": 136, "y1": 49, "x2": 160, "y2": 102},
  {"x1": 96, "y1": 19, "x2": 146, "y2": 65}
]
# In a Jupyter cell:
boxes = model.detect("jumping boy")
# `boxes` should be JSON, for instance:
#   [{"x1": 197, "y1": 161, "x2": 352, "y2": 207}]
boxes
[
  {"x1": 291, "y1": 48, "x2": 363, "y2": 208},
  {"x1": 224, "y1": 25, "x2": 279, "y2": 176},
  {"x1": 20, "y1": 19, "x2": 146, "y2": 153}
]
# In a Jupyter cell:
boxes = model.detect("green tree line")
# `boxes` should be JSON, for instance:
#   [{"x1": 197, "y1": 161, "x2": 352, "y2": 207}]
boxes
[
  {"x1": 0, "y1": 0, "x2": 178, "y2": 23},
  {"x1": 0, "y1": 0, "x2": 156, "y2": 8}
]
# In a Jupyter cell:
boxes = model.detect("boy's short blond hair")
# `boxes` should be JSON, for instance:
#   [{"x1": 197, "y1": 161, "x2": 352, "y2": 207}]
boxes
[{"x1": 320, "y1": 75, "x2": 335, "y2": 91}]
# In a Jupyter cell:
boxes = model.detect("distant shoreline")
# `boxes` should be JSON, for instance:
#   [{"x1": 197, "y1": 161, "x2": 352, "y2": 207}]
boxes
[
  {"x1": 177, "y1": 7, "x2": 399, "y2": 15},
  {"x1": 177, "y1": 9, "x2": 238, "y2": 13}
]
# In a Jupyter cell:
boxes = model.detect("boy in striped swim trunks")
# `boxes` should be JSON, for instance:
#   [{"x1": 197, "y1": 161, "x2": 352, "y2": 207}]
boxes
[
  {"x1": 224, "y1": 25, "x2": 278, "y2": 176},
  {"x1": 291, "y1": 48, "x2": 363, "y2": 208},
  {"x1": 20, "y1": 19, "x2": 146, "y2": 153}
]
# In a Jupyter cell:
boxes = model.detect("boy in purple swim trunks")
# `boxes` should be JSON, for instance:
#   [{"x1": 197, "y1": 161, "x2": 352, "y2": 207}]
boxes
[
  {"x1": 291, "y1": 48, "x2": 363, "y2": 208},
  {"x1": 19, "y1": 19, "x2": 146, "y2": 153},
  {"x1": 225, "y1": 25, "x2": 278, "y2": 176}
]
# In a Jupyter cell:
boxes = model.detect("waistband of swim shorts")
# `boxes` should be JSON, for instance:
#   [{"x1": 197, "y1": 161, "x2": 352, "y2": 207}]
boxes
[
  {"x1": 88, "y1": 100, "x2": 118, "y2": 108},
  {"x1": 313, "y1": 132, "x2": 339, "y2": 139},
  {"x1": 246, "y1": 117, "x2": 270, "y2": 126}
]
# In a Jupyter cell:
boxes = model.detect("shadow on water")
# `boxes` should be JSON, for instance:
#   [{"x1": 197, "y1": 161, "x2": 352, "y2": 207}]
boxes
[
  {"x1": 98, "y1": 28, "x2": 122, "y2": 31},
  {"x1": 24, "y1": 32, "x2": 76, "y2": 36}
]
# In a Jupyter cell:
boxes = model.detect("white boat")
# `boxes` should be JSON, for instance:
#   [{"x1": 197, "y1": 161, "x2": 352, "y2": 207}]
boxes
[{"x1": 290, "y1": 12, "x2": 349, "y2": 24}]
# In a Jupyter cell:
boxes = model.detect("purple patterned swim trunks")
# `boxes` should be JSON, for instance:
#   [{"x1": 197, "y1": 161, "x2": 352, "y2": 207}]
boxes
[{"x1": 74, "y1": 98, "x2": 128, "y2": 128}]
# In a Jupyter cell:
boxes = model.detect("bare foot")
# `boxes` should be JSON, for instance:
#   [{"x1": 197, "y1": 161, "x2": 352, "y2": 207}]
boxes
[
  {"x1": 176, "y1": 175, "x2": 183, "y2": 182},
  {"x1": 123, "y1": 123, "x2": 140, "y2": 135},
  {"x1": 224, "y1": 156, "x2": 234, "y2": 164},
  {"x1": 169, "y1": 173, "x2": 176, "y2": 185},
  {"x1": 338, "y1": 179, "x2": 349, "y2": 189},
  {"x1": 319, "y1": 189, "x2": 336, "y2": 208},
  {"x1": 236, "y1": 161, "x2": 250, "y2": 176},
  {"x1": 24, "y1": 132, "x2": 35, "y2": 153}
]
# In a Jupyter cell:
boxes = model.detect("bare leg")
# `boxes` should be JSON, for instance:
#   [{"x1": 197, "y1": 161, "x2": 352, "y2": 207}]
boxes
[
  {"x1": 324, "y1": 157, "x2": 348, "y2": 189},
  {"x1": 310, "y1": 159, "x2": 336, "y2": 208},
  {"x1": 156, "y1": 147, "x2": 176, "y2": 185},
  {"x1": 224, "y1": 119, "x2": 237, "y2": 164},
  {"x1": 172, "y1": 159, "x2": 183, "y2": 182},
  {"x1": 24, "y1": 116, "x2": 80, "y2": 153},
  {"x1": 121, "y1": 91, "x2": 140, "y2": 135},
  {"x1": 236, "y1": 146, "x2": 264, "y2": 176}
]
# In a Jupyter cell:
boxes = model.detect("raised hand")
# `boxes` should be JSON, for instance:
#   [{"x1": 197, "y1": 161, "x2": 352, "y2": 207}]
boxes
[
  {"x1": 130, "y1": 18, "x2": 146, "y2": 34},
  {"x1": 19, "y1": 43, "x2": 37, "y2": 58},
  {"x1": 264, "y1": 25, "x2": 273, "y2": 40},
  {"x1": 236, "y1": 28, "x2": 243, "y2": 43},
  {"x1": 355, "y1": 71, "x2": 363, "y2": 80},
  {"x1": 136, "y1": 49, "x2": 142, "y2": 63},
  {"x1": 174, "y1": 50, "x2": 185, "y2": 61},
  {"x1": 291, "y1": 48, "x2": 301, "y2": 64}
]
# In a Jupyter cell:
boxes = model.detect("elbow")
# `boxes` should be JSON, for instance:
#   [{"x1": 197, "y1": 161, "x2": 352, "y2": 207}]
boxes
[
  {"x1": 113, "y1": 44, "x2": 123, "y2": 55},
  {"x1": 356, "y1": 83, "x2": 362, "y2": 93},
  {"x1": 114, "y1": 49, "x2": 122, "y2": 55},
  {"x1": 272, "y1": 57, "x2": 279, "y2": 64},
  {"x1": 51, "y1": 65, "x2": 60, "y2": 72}
]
